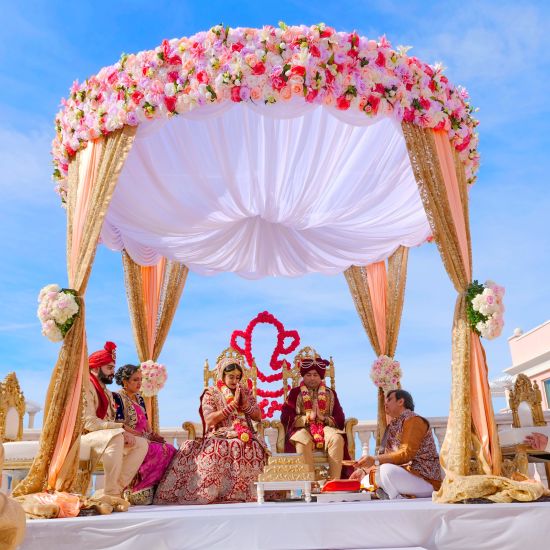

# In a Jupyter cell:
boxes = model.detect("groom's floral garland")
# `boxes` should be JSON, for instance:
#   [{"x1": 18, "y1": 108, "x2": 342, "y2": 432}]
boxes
[
  {"x1": 52, "y1": 23, "x2": 479, "y2": 202},
  {"x1": 466, "y1": 280, "x2": 505, "y2": 340},
  {"x1": 37, "y1": 284, "x2": 79, "y2": 342},
  {"x1": 370, "y1": 355, "x2": 402, "y2": 393},
  {"x1": 300, "y1": 381, "x2": 328, "y2": 449},
  {"x1": 216, "y1": 379, "x2": 253, "y2": 443}
]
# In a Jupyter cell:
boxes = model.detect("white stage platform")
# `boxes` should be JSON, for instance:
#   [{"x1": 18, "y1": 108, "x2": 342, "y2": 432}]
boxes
[{"x1": 21, "y1": 498, "x2": 550, "y2": 550}]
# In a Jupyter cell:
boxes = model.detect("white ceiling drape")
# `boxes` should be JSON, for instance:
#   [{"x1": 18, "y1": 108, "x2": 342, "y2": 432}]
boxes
[{"x1": 101, "y1": 101, "x2": 430, "y2": 278}]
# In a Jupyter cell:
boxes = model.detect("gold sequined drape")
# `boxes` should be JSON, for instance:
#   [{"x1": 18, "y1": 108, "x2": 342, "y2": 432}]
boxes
[
  {"x1": 344, "y1": 246, "x2": 409, "y2": 445},
  {"x1": 13, "y1": 127, "x2": 136, "y2": 496},
  {"x1": 122, "y1": 251, "x2": 189, "y2": 432},
  {"x1": 401, "y1": 122, "x2": 501, "y2": 478}
]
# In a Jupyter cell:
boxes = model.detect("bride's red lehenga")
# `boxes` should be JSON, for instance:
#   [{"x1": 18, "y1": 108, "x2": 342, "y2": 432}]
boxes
[{"x1": 154, "y1": 380, "x2": 268, "y2": 505}]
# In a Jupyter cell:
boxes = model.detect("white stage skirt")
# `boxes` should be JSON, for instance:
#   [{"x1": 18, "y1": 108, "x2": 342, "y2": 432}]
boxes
[{"x1": 22, "y1": 498, "x2": 550, "y2": 550}]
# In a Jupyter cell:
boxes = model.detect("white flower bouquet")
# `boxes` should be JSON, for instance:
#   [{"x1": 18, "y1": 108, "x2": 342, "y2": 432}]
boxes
[
  {"x1": 37, "y1": 284, "x2": 80, "y2": 342},
  {"x1": 140, "y1": 360, "x2": 168, "y2": 397},
  {"x1": 370, "y1": 355, "x2": 402, "y2": 392},
  {"x1": 466, "y1": 280, "x2": 505, "y2": 339}
]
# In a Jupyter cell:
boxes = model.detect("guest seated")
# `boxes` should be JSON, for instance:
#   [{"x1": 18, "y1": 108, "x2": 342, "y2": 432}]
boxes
[
  {"x1": 81, "y1": 342, "x2": 148, "y2": 499},
  {"x1": 524, "y1": 432, "x2": 550, "y2": 452},
  {"x1": 154, "y1": 357, "x2": 268, "y2": 504},
  {"x1": 350, "y1": 389, "x2": 442, "y2": 499},
  {"x1": 280, "y1": 356, "x2": 350, "y2": 479},
  {"x1": 113, "y1": 364, "x2": 177, "y2": 505}
]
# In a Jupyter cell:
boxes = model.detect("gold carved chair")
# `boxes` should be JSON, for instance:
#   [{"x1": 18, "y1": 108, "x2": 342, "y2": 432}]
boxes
[
  {"x1": 183, "y1": 347, "x2": 269, "y2": 442},
  {"x1": 0, "y1": 373, "x2": 25, "y2": 442},
  {"x1": 271, "y1": 346, "x2": 358, "y2": 477},
  {"x1": 500, "y1": 374, "x2": 550, "y2": 481}
]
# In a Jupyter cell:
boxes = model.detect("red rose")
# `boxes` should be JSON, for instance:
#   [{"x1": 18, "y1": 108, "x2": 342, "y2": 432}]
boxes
[
  {"x1": 325, "y1": 69, "x2": 335, "y2": 84},
  {"x1": 164, "y1": 96, "x2": 177, "y2": 112},
  {"x1": 367, "y1": 94, "x2": 380, "y2": 113},
  {"x1": 309, "y1": 44, "x2": 321, "y2": 57},
  {"x1": 374, "y1": 83, "x2": 385, "y2": 95},
  {"x1": 440, "y1": 75, "x2": 448, "y2": 84},
  {"x1": 336, "y1": 95, "x2": 351, "y2": 110},
  {"x1": 405, "y1": 83, "x2": 413, "y2": 91},
  {"x1": 403, "y1": 107, "x2": 415, "y2": 122},
  {"x1": 231, "y1": 86, "x2": 242, "y2": 102},
  {"x1": 167, "y1": 54, "x2": 181, "y2": 66},
  {"x1": 107, "y1": 71, "x2": 118, "y2": 85},
  {"x1": 305, "y1": 88, "x2": 319, "y2": 102},
  {"x1": 375, "y1": 51, "x2": 386, "y2": 67},
  {"x1": 271, "y1": 75, "x2": 286, "y2": 91},
  {"x1": 196, "y1": 70, "x2": 208, "y2": 83},
  {"x1": 232, "y1": 42, "x2": 244, "y2": 52},
  {"x1": 65, "y1": 144, "x2": 76, "y2": 156},
  {"x1": 433, "y1": 120, "x2": 446, "y2": 131},
  {"x1": 424, "y1": 64, "x2": 434, "y2": 77},
  {"x1": 419, "y1": 97, "x2": 431, "y2": 110},
  {"x1": 320, "y1": 29, "x2": 333, "y2": 38},
  {"x1": 167, "y1": 71, "x2": 179, "y2": 83},
  {"x1": 252, "y1": 62, "x2": 266, "y2": 75},
  {"x1": 131, "y1": 90, "x2": 144, "y2": 104},
  {"x1": 429, "y1": 80, "x2": 437, "y2": 92},
  {"x1": 290, "y1": 65, "x2": 306, "y2": 77},
  {"x1": 455, "y1": 135, "x2": 471, "y2": 152}
]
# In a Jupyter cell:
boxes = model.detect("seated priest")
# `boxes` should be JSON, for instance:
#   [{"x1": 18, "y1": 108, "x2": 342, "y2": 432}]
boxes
[
  {"x1": 81, "y1": 342, "x2": 148, "y2": 499},
  {"x1": 350, "y1": 389, "x2": 442, "y2": 499},
  {"x1": 280, "y1": 356, "x2": 351, "y2": 479}
]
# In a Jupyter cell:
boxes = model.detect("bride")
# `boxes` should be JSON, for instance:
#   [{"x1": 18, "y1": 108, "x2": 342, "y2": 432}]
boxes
[{"x1": 154, "y1": 355, "x2": 268, "y2": 504}]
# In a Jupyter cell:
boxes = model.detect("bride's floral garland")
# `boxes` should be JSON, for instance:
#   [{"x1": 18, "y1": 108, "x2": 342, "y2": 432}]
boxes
[
  {"x1": 231, "y1": 310, "x2": 300, "y2": 418},
  {"x1": 370, "y1": 355, "x2": 402, "y2": 392},
  {"x1": 300, "y1": 381, "x2": 328, "y2": 449},
  {"x1": 37, "y1": 284, "x2": 79, "y2": 342},
  {"x1": 216, "y1": 379, "x2": 253, "y2": 443},
  {"x1": 53, "y1": 23, "x2": 479, "y2": 202},
  {"x1": 466, "y1": 280, "x2": 505, "y2": 340}
]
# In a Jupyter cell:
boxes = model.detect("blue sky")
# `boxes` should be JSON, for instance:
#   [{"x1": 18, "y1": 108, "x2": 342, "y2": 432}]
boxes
[{"x1": 0, "y1": 0, "x2": 549, "y2": 428}]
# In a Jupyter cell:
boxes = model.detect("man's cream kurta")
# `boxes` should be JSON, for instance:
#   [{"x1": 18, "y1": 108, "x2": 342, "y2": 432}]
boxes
[{"x1": 81, "y1": 379, "x2": 148, "y2": 497}]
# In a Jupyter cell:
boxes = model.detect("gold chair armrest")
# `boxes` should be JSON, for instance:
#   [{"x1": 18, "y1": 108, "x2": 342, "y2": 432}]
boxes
[
  {"x1": 182, "y1": 421, "x2": 196, "y2": 441},
  {"x1": 344, "y1": 417, "x2": 358, "y2": 458},
  {"x1": 270, "y1": 420, "x2": 286, "y2": 454}
]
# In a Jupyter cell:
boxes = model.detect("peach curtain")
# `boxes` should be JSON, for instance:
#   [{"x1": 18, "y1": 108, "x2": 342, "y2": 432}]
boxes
[
  {"x1": 401, "y1": 122, "x2": 500, "y2": 476},
  {"x1": 122, "y1": 252, "x2": 189, "y2": 432},
  {"x1": 345, "y1": 246, "x2": 409, "y2": 445},
  {"x1": 13, "y1": 127, "x2": 136, "y2": 496}
]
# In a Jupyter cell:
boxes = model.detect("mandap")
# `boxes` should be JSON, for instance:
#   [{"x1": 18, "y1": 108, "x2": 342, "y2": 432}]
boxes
[{"x1": 16, "y1": 24, "x2": 512, "y2": 501}]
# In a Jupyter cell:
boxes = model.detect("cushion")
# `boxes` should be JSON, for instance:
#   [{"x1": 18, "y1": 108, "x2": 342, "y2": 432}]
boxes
[
  {"x1": 3, "y1": 439, "x2": 91, "y2": 464},
  {"x1": 321, "y1": 479, "x2": 360, "y2": 492}
]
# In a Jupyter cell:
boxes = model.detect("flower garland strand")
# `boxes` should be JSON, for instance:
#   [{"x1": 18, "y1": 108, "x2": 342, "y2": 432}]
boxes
[
  {"x1": 140, "y1": 360, "x2": 168, "y2": 397},
  {"x1": 466, "y1": 280, "x2": 505, "y2": 339},
  {"x1": 230, "y1": 310, "x2": 300, "y2": 418},
  {"x1": 216, "y1": 379, "x2": 253, "y2": 443},
  {"x1": 300, "y1": 381, "x2": 328, "y2": 449},
  {"x1": 370, "y1": 355, "x2": 402, "y2": 393},
  {"x1": 37, "y1": 284, "x2": 79, "y2": 342},
  {"x1": 53, "y1": 23, "x2": 479, "y2": 202}
]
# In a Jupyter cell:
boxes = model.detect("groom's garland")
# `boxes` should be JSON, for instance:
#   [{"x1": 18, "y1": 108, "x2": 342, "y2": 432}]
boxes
[{"x1": 300, "y1": 381, "x2": 328, "y2": 449}]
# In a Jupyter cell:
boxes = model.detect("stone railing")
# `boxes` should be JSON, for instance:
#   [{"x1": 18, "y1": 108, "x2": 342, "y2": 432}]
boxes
[{"x1": 15, "y1": 410, "x2": 550, "y2": 459}]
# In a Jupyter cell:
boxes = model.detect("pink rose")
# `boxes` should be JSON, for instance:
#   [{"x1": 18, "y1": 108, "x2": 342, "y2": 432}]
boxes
[
  {"x1": 336, "y1": 95, "x2": 351, "y2": 110},
  {"x1": 280, "y1": 86, "x2": 292, "y2": 101},
  {"x1": 250, "y1": 87, "x2": 262, "y2": 101}
]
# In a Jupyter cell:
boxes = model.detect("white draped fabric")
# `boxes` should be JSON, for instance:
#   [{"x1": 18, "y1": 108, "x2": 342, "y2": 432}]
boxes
[{"x1": 101, "y1": 101, "x2": 430, "y2": 278}]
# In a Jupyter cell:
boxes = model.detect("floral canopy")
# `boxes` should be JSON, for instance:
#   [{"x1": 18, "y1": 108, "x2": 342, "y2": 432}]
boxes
[{"x1": 17, "y1": 24, "x2": 507, "y2": 503}]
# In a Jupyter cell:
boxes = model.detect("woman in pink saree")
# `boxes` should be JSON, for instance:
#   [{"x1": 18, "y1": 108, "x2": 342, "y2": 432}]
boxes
[
  {"x1": 113, "y1": 365, "x2": 177, "y2": 505},
  {"x1": 154, "y1": 356, "x2": 268, "y2": 504}
]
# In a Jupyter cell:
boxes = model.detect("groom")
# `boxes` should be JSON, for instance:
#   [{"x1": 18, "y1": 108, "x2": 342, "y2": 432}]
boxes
[
  {"x1": 81, "y1": 342, "x2": 148, "y2": 498},
  {"x1": 280, "y1": 356, "x2": 350, "y2": 479}
]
